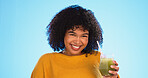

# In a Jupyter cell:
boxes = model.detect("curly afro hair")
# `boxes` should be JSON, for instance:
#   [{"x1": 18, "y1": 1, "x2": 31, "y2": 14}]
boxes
[{"x1": 46, "y1": 5, "x2": 103, "y2": 54}]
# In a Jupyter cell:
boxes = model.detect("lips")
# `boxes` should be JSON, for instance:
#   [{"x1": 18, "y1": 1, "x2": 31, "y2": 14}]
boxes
[{"x1": 71, "y1": 44, "x2": 81, "y2": 51}]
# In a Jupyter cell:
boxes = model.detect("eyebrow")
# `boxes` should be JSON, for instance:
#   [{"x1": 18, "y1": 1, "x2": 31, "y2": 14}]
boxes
[
  {"x1": 68, "y1": 31, "x2": 75, "y2": 34},
  {"x1": 83, "y1": 33, "x2": 89, "y2": 35},
  {"x1": 68, "y1": 31, "x2": 89, "y2": 35}
]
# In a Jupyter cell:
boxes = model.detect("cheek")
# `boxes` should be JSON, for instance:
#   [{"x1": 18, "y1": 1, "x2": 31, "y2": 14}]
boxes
[
  {"x1": 64, "y1": 36, "x2": 72, "y2": 46},
  {"x1": 82, "y1": 38, "x2": 88, "y2": 46}
]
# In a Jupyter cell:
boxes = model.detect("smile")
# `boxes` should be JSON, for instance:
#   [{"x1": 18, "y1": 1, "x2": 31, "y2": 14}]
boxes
[{"x1": 71, "y1": 45, "x2": 81, "y2": 50}]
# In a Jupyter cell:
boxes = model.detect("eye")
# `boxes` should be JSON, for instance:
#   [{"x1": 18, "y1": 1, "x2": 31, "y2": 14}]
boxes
[
  {"x1": 69, "y1": 34, "x2": 75, "y2": 36},
  {"x1": 82, "y1": 35, "x2": 88, "y2": 38}
]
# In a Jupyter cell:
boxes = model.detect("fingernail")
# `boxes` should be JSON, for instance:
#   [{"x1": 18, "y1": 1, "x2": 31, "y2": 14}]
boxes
[
  {"x1": 110, "y1": 65, "x2": 113, "y2": 68},
  {"x1": 109, "y1": 70, "x2": 112, "y2": 73}
]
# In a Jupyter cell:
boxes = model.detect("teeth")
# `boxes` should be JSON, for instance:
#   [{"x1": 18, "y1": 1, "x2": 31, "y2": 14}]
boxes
[{"x1": 72, "y1": 45, "x2": 80, "y2": 48}]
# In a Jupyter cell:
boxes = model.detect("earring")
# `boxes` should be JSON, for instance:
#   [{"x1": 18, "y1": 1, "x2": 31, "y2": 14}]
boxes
[{"x1": 62, "y1": 49, "x2": 66, "y2": 54}]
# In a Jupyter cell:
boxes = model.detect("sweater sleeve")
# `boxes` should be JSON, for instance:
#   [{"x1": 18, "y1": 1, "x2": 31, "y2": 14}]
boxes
[
  {"x1": 31, "y1": 53, "x2": 51, "y2": 78},
  {"x1": 117, "y1": 74, "x2": 120, "y2": 78}
]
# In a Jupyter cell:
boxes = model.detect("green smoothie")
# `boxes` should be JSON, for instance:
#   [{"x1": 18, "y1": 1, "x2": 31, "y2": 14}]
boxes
[{"x1": 99, "y1": 58, "x2": 115, "y2": 76}]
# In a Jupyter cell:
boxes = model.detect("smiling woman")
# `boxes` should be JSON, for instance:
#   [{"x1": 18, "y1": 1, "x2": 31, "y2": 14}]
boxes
[
  {"x1": 31, "y1": 5, "x2": 119, "y2": 78},
  {"x1": 64, "y1": 26, "x2": 89, "y2": 56},
  {"x1": 46, "y1": 5, "x2": 103, "y2": 56}
]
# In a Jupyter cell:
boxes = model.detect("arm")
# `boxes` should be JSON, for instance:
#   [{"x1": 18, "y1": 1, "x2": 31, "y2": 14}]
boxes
[
  {"x1": 31, "y1": 54, "x2": 51, "y2": 78},
  {"x1": 31, "y1": 56, "x2": 45, "y2": 78}
]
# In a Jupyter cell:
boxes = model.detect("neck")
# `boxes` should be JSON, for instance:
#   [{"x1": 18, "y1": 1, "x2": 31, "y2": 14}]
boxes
[{"x1": 62, "y1": 50, "x2": 83, "y2": 56}]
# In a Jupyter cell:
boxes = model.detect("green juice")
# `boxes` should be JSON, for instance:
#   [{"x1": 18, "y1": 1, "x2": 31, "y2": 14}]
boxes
[{"x1": 99, "y1": 58, "x2": 115, "y2": 76}]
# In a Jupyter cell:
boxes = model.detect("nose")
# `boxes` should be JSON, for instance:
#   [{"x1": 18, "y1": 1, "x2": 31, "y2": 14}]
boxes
[{"x1": 74, "y1": 37, "x2": 81, "y2": 44}]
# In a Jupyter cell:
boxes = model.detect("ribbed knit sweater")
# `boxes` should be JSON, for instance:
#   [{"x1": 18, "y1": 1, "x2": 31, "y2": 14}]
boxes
[{"x1": 31, "y1": 51, "x2": 119, "y2": 78}]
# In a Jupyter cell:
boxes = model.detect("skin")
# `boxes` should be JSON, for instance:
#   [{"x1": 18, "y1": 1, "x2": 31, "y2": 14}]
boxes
[
  {"x1": 64, "y1": 26, "x2": 89, "y2": 56},
  {"x1": 103, "y1": 60, "x2": 119, "y2": 78},
  {"x1": 64, "y1": 26, "x2": 119, "y2": 78}
]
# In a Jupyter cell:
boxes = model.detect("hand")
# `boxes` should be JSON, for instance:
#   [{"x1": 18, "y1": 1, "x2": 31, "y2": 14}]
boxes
[{"x1": 103, "y1": 60, "x2": 119, "y2": 78}]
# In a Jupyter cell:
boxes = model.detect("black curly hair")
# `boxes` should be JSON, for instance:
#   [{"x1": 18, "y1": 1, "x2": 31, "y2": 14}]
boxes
[{"x1": 46, "y1": 5, "x2": 103, "y2": 54}]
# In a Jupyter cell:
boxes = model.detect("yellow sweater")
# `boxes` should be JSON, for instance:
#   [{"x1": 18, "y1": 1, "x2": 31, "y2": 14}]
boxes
[{"x1": 31, "y1": 51, "x2": 119, "y2": 78}]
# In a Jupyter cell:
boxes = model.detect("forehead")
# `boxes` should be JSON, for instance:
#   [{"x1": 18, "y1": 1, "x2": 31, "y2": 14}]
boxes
[
  {"x1": 67, "y1": 28, "x2": 89, "y2": 33},
  {"x1": 67, "y1": 25, "x2": 89, "y2": 32}
]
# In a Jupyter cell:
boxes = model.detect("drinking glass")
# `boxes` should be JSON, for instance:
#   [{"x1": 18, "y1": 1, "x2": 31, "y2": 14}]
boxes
[
  {"x1": 99, "y1": 54, "x2": 115, "y2": 76},
  {"x1": 97, "y1": 41, "x2": 115, "y2": 76}
]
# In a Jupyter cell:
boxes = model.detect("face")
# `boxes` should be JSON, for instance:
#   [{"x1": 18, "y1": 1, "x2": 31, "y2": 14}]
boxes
[{"x1": 64, "y1": 27, "x2": 89, "y2": 56}]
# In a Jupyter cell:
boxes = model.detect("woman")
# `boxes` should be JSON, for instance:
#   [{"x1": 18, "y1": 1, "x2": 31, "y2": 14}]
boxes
[{"x1": 31, "y1": 5, "x2": 119, "y2": 78}]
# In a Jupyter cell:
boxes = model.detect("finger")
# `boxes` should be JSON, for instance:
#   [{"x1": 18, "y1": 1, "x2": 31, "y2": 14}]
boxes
[
  {"x1": 104, "y1": 75, "x2": 118, "y2": 78},
  {"x1": 103, "y1": 76, "x2": 110, "y2": 78},
  {"x1": 103, "y1": 76, "x2": 114, "y2": 78},
  {"x1": 113, "y1": 60, "x2": 118, "y2": 66},
  {"x1": 109, "y1": 70, "x2": 118, "y2": 75},
  {"x1": 110, "y1": 65, "x2": 119, "y2": 71},
  {"x1": 112, "y1": 75, "x2": 118, "y2": 78},
  {"x1": 103, "y1": 75, "x2": 118, "y2": 78}
]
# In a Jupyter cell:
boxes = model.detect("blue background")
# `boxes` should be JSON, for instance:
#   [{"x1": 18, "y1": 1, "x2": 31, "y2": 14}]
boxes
[{"x1": 0, "y1": 0, "x2": 148, "y2": 78}]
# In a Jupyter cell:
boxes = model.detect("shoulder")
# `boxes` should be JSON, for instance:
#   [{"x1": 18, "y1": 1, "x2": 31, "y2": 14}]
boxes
[
  {"x1": 88, "y1": 50, "x2": 101, "y2": 60},
  {"x1": 40, "y1": 53, "x2": 50, "y2": 59},
  {"x1": 88, "y1": 50, "x2": 101, "y2": 56},
  {"x1": 39, "y1": 52, "x2": 60, "y2": 59},
  {"x1": 38, "y1": 52, "x2": 57, "y2": 62}
]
